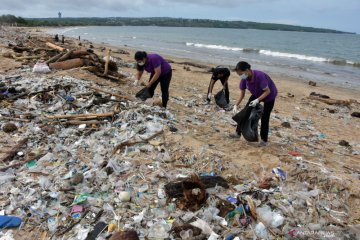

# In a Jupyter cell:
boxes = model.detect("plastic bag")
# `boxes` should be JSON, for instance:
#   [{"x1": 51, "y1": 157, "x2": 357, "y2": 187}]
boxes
[
  {"x1": 136, "y1": 87, "x2": 151, "y2": 101},
  {"x1": 32, "y1": 62, "x2": 51, "y2": 73},
  {"x1": 232, "y1": 104, "x2": 263, "y2": 142},
  {"x1": 214, "y1": 90, "x2": 227, "y2": 108}
]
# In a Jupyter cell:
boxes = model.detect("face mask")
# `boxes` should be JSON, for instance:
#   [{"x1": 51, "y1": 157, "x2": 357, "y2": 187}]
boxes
[
  {"x1": 137, "y1": 61, "x2": 145, "y2": 66},
  {"x1": 239, "y1": 73, "x2": 248, "y2": 80}
]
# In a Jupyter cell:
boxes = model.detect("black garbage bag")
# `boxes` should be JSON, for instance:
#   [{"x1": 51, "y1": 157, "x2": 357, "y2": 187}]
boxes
[
  {"x1": 214, "y1": 90, "x2": 228, "y2": 108},
  {"x1": 135, "y1": 87, "x2": 151, "y2": 101},
  {"x1": 232, "y1": 104, "x2": 263, "y2": 142}
]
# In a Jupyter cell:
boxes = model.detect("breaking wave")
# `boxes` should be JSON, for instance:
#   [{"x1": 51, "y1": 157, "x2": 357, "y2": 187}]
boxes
[{"x1": 185, "y1": 42, "x2": 359, "y2": 68}]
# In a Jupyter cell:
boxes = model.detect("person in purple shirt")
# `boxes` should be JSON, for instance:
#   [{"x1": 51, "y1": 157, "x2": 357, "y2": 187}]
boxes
[
  {"x1": 230, "y1": 61, "x2": 278, "y2": 147},
  {"x1": 134, "y1": 51, "x2": 172, "y2": 108}
]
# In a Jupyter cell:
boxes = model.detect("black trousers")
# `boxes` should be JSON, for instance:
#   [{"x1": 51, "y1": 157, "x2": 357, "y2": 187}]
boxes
[
  {"x1": 207, "y1": 79, "x2": 230, "y2": 104},
  {"x1": 148, "y1": 70, "x2": 172, "y2": 108},
  {"x1": 236, "y1": 95, "x2": 275, "y2": 142}
]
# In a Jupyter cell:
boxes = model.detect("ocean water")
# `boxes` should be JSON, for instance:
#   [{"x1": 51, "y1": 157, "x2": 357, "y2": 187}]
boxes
[{"x1": 48, "y1": 26, "x2": 360, "y2": 89}]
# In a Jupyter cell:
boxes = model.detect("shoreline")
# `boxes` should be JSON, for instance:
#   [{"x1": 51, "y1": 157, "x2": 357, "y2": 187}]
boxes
[{"x1": 43, "y1": 26, "x2": 360, "y2": 93}]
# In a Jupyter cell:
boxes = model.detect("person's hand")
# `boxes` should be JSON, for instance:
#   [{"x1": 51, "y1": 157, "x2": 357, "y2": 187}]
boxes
[
  {"x1": 232, "y1": 105, "x2": 238, "y2": 113},
  {"x1": 133, "y1": 80, "x2": 139, "y2": 86},
  {"x1": 206, "y1": 93, "x2": 212, "y2": 102},
  {"x1": 249, "y1": 98, "x2": 259, "y2": 107}
]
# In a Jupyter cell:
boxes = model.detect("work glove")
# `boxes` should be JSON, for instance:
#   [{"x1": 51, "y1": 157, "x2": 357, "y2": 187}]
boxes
[
  {"x1": 232, "y1": 105, "x2": 238, "y2": 113},
  {"x1": 206, "y1": 93, "x2": 212, "y2": 102},
  {"x1": 133, "y1": 80, "x2": 139, "y2": 86},
  {"x1": 249, "y1": 98, "x2": 259, "y2": 107}
]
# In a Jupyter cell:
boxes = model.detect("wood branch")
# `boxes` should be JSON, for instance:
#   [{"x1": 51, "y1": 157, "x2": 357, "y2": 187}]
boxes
[
  {"x1": 0, "y1": 116, "x2": 31, "y2": 122},
  {"x1": 46, "y1": 52, "x2": 66, "y2": 64},
  {"x1": 309, "y1": 96, "x2": 351, "y2": 106},
  {"x1": 49, "y1": 58, "x2": 85, "y2": 70},
  {"x1": 88, "y1": 86, "x2": 133, "y2": 101},
  {"x1": 12, "y1": 46, "x2": 31, "y2": 53},
  {"x1": 56, "y1": 50, "x2": 74, "y2": 62},
  {"x1": 11, "y1": 54, "x2": 42, "y2": 61},
  {"x1": 46, "y1": 42, "x2": 65, "y2": 52},
  {"x1": 49, "y1": 120, "x2": 109, "y2": 125},
  {"x1": 71, "y1": 50, "x2": 91, "y2": 58},
  {"x1": 46, "y1": 112, "x2": 115, "y2": 119},
  {"x1": 104, "y1": 49, "x2": 111, "y2": 75},
  {"x1": 113, "y1": 130, "x2": 163, "y2": 154},
  {"x1": 33, "y1": 48, "x2": 54, "y2": 53},
  {"x1": 179, "y1": 61, "x2": 210, "y2": 69},
  {"x1": 0, "y1": 138, "x2": 28, "y2": 162}
]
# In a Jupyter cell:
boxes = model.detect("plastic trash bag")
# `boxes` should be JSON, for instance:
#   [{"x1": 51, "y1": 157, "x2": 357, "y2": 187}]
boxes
[
  {"x1": 214, "y1": 90, "x2": 227, "y2": 108},
  {"x1": 32, "y1": 62, "x2": 51, "y2": 73},
  {"x1": 232, "y1": 104, "x2": 263, "y2": 142},
  {"x1": 136, "y1": 87, "x2": 151, "y2": 101}
]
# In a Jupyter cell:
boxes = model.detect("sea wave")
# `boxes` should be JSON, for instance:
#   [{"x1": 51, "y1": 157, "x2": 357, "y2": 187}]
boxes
[
  {"x1": 186, "y1": 42, "x2": 243, "y2": 51},
  {"x1": 185, "y1": 42, "x2": 359, "y2": 67}
]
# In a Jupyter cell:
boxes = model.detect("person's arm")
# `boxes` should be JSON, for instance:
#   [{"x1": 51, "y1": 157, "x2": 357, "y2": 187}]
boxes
[
  {"x1": 147, "y1": 66, "x2": 161, "y2": 88},
  {"x1": 136, "y1": 70, "x2": 144, "y2": 81},
  {"x1": 133, "y1": 69, "x2": 144, "y2": 86},
  {"x1": 257, "y1": 87, "x2": 270, "y2": 101},
  {"x1": 233, "y1": 89, "x2": 245, "y2": 113},
  {"x1": 235, "y1": 89, "x2": 245, "y2": 106},
  {"x1": 207, "y1": 79, "x2": 216, "y2": 101}
]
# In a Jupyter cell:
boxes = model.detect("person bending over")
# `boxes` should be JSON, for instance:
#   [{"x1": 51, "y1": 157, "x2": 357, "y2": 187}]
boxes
[
  {"x1": 206, "y1": 66, "x2": 230, "y2": 104},
  {"x1": 134, "y1": 51, "x2": 172, "y2": 108},
  {"x1": 231, "y1": 61, "x2": 278, "y2": 147}
]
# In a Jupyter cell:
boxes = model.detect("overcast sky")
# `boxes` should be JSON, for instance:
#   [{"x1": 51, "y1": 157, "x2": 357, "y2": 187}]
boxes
[{"x1": 1, "y1": 0, "x2": 359, "y2": 33}]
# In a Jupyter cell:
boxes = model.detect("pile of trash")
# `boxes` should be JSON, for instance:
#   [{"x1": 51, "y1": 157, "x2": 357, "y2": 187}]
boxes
[
  {"x1": 1, "y1": 30, "x2": 127, "y2": 82},
  {"x1": 0, "y1": 28, "x2": 359, "y2": 240}
]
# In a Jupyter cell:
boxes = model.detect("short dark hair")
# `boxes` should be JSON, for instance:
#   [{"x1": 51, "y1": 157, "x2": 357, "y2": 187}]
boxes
[
  {"x1": 235, "y1": 61, "x2": 251, "y2": 71},
  {"x1": 134, "y1": 51, "x2": 147, "y2": 61}
]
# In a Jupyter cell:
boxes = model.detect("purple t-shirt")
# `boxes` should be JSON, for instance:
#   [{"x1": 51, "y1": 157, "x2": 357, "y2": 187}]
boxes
[
  {"x1": 144, "y1": 54, "x2": 171, "y2": 76},
  {"x1": 239, "y1": 70, "x2": 277, "y2": 102}
]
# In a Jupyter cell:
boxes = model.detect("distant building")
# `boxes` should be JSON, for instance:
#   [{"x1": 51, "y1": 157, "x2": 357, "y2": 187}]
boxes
[{"x1": 58, "y1": 12, "x2": 62, "y2": 18}]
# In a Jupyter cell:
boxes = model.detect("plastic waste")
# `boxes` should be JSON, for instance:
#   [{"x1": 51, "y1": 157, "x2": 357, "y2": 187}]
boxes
[
  {"x1": 0, "y1": 216, "x2": 22, "y2": 229},
  {"x1": 180, "y1": 229, "x2": 193, "y2": 239},
  {"x1": 147, "y1": 221, "x2": 170, "y2": 239},
  {"x1": 255, "y1": 222, "x2": 269, "y2": 239},
  {"x1": 47, "y1": 217, "x2": 58, "y2": 232},
  {"x1": 256, "y1": 205, "x2": 284, "y2": 228},
  {"x1": 32, "y1": 62, "x2": 51, "y2": 73}
]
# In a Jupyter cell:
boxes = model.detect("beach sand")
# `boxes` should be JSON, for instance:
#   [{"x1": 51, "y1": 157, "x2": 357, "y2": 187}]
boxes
[{"x1": 1, "y1": 27, "x2": 359, "y2": 238}]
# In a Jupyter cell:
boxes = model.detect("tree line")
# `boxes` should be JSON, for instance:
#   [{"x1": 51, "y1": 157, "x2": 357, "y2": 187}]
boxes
[{"x1": 0, "y1": 15, "x2": 353, "y2": 34}]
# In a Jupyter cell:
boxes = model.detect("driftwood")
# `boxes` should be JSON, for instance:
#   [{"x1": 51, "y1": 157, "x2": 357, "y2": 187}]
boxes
[
  {"x1": 11, "y1": 54, "x2": 42, "y2": 61},
  {"x1": 0, "y1": 153, "x2": 46, "y2": 172},
  {"x1": 0, "y1": 138, "x2": 28, "y2": 162},
  {"x1": 89, "y1": 86, "x2": 133, "y2": 101},
  {"x1": 309, "y1": 96, "x2": 351, "y2": 106},
  {"x1": 179, "y1": 61, "x2": 210, "y2": 69},
  {"x1": 56, "y1": 50, "x2": 74, "y2": 62},
  {"x1": 46, "y1": 42, "x2": 65, "y2": 52},
  {"x1": 50, "y1": 120, "x2": 109, "y2": 125},
  {"x1": 45, "y1": 52, "x2": 66, "y2": 64},
  {"x1": 113, "y1": 130, "x2": 163, "y2": 154},
  {"x1": 12, "y1": 46, "x2": 31, "y2": 53},
  {"x1": 0, "y1": 116, "x2": 31, "y2": 122},
  {"x1": 46, "y1": 112, "x2": 115, "y2": 119},
  {"x1": 49, "y1": 58, "x2": 85, "y2": 70},
  {"x1": 71, "y1": 50, "x2": 91, "y2": 58}
]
